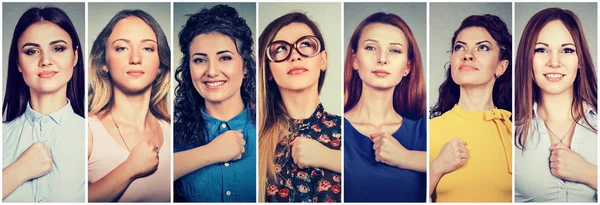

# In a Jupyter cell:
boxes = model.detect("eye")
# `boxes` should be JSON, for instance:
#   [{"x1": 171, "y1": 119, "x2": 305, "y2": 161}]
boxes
[
  {"x1": 477, "y1": 45, "x2": 490, "y2": 51},
  {"x1": 220, "y1": 56, "x2": 232, "y2": 61},
  {"x1": 299, "y1": 41, "x2": 312, "y2": 48},
  {"x1": 365, "y1": 46, "x2": 376, "y2": 51},
  {"x1": 143, "y1": 47, "x2": 155, "y2": 52},
  {"x1": 453, "y1": 44, "x2": 465, "y2": 52},
  {"x1": 390, "y1": 48, "x2": 401, "y2": 54},
  {"x1": 53, "y1": 46, "x2": 66, "y2": 52},
  {"x1": 275, "y1": 45, "x2": 288, "y2": 53},
  {"x1": 562, "y1": 48, "x2": 576, "y2": 54},
  {"x1": 116, "y1": 47, "x2": 127, "y2": 52},
  {"x1": 24, "y1": 49, "x2": 39, "y2": 55},
  {"x1": 534, "y1": 48, "x2": 547, "y2": 53},
  {"x1": 193, "y1": 58, "x2": 206, "y2": 63}
]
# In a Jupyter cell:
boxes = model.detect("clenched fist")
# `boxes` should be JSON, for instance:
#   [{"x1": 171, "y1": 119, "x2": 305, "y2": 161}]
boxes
[
  {"x1": 208, "y1": 130, "x2": 246, "y2": 163},
  {"x1": 126, "y1": 140, "x2": 159, "y2": 178}
]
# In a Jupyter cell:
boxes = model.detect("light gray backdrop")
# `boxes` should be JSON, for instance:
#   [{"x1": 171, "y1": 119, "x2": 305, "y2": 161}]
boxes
[
  {"x1": 258, "y1": 2, "x2": 342, "y2": 116},
  {"x1": 429, "y1": 3, "x2": 512, "y2": 109}
]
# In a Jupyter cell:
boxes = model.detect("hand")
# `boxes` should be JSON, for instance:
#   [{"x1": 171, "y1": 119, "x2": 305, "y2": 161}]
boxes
[
  {"x1": 431, "y1": 138, "x2": 469, "y2": 176},
  {"x1": 125, "y1": 140, "x2": 159, "y2": 178},
  {"x1": 291, "y1": 137, "x2": 330, "y2": 169},
  {"x1": 550, "y1": 143, "x2": 594, "y2": 183},
  {"x1": 13, "y1": 141, "x2": 52, "y2": 181},
  {"x1": 207, "y1": 130, "x2": 245, "y2": 163},
  {"x1": 371, "y1": 133, "x2": 407, "y2": 168}
]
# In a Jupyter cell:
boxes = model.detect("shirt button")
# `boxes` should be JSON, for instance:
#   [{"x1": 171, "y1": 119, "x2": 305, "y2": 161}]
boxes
[
  {"x1": 38, "y1": 198, "x2": 43, "y2": 202},
  {"x1": 226, "y1": 191, "x2": 231, "y2": 196},
  {"x1": 221, "y1": 124, "x2": 227, "y2": 129},
  {"x1": 224, "y1": 163, "x2": 229, "y2": 167}
]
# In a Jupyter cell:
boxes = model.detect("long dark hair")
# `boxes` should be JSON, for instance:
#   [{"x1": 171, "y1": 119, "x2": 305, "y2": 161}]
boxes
[
  {"x1": 515, "y1": 8, "x2": 597, "y2": 150},
  {"x1": 88, "y1": 9, "x2": 171, "y2": 122},
  {"x1": 430, "y1": 14, "x2": 512, "y2": 118},
  {"x1": 174, "y1": 5, "x2": 256, "y2": 150},
  {"x1": 3, "y1": 7, "x2": 84, "y2": 122},
  {"x1": 344, "y1": 12, "x2": 425, "y2": 120}
]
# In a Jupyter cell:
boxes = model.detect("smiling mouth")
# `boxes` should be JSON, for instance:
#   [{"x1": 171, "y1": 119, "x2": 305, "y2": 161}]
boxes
[
  {"x1": 544, "y1": 73, "x2": 565, "y2": 82},
  {"x1": 205, "y1": 81, "x2": 226, "y2": 88},
  {"x1": 38, "y1": 71, "x2": 57, "y2": 78}
]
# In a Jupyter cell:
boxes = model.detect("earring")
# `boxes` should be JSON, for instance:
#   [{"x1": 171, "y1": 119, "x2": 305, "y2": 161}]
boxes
[{"x1": 494, "y1": 73, "x2": 500, "y2": 78}]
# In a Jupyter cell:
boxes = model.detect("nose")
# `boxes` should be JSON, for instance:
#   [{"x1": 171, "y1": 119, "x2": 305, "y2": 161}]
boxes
[
  {"x1": 547, "y1": 52, "x2": 560, "y2": 68},
  {"x1": 38, "y1": 51, "x2": 52, "y2": 67},
  {"x1": 207, "y1": 60, "x2": 219, "y2": 77},
  {"x1": 462, "y1": 51, "x2": 474, "y2": 62},
  {"x1": 289, "y1": 47, "x2": 302, "y2": 62},
  {"x1": 377, "y1": 51, "x2": 388, "y2": 65},
  {"x1": 129, "y1": 49, "x2": 141, "y2": 65}
]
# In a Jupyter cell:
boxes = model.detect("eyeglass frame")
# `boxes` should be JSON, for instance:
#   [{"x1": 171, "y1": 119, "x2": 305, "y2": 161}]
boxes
[{"x1": 266, "y1": 35, "x2": 323, "y2": 63}]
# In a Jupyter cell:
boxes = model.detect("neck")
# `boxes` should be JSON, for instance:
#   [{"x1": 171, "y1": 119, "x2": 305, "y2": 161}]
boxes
[
  {"x1": 457, "y1": 82, "x2": 495, "y2": 111},
  {"x1": 537, "y1": 89, "x2": 575, "y2": 121},
  {"x1": 110, "y1": 86, "x2": 153, "y2": 128},
  {"x1": 29, "y1": 87, "x2": 68, "y2": 115},
  {"x1": 205, "y1": 91, "x2": 245, "y2": 121},
  {"x1": 349, "y1": 84, "x2": 399, "y2": 124},
  {"x1": 279, "y1": 83, "x2": 320, "y2": 119}
]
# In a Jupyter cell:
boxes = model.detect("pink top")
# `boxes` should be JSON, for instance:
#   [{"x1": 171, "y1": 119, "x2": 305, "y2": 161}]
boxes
[{"x1": 88, "y1": 116, "x2": 171, "y2": 202}]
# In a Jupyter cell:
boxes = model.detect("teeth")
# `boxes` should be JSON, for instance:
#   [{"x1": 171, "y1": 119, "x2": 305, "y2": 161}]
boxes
[
  {"x1": 206, "y1": 81, "x2": 225, "y2": 87},
  {"x1": 544, "y1": 74, "x2": 564, "y2": 79}
]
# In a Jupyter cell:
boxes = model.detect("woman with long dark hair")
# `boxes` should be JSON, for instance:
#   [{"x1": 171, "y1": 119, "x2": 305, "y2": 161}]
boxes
[
  {"x1": 429, "y1": 14, "x2": 512, "y2": 202},
  {"x1": 515, "y1": 8, "x2": 597, "y2": 202},
  {"x1": 2, "y1": 6, "x2": 85, "y2": 202},
  {"x1": 172, "y1": 5, "x2": 256, "y2": 202}
]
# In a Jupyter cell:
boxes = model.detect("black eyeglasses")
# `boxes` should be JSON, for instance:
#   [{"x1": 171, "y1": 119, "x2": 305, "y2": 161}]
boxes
[{"x1": 266, "y1": 35, "x2": 322, "y2": 63}]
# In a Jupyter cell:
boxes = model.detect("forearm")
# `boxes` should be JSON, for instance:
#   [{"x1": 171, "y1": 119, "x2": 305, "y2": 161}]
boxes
[
  {"x1": 173, "y1": 145, "x2": 220, "y2": 180},
  {"x1": 88, "y1": 162, "x2": 136, "y2": 202},
  {"x1": 2, "y1": 165, "x2": 27, "y2": 200},
  {"x1": 428, "y1": 161, "x2": 443, "y2": 198},
  {"x1": 397, "y1": 151, "x2": 426, "y2": 172},
  {"x1": 317, "y1": 149, "x2": 341, "y2": 173},
  {"x1": 581, "y1": 163, "x2": 597, "y2": 191}
]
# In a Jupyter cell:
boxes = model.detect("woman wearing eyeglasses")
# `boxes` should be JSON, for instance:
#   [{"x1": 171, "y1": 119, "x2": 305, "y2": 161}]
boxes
[{"x1": 257, "y1": 12, "x2": 342, "y2": 202}]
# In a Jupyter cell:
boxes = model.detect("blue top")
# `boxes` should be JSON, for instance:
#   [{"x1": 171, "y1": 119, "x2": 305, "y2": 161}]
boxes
[
  {"x1": 174, "y1": 107, "x2": 256, "y2": 202},
  {"x1": 343, "y1": 116, "x2": 427, "y2": 202},
  {"x1": 3, "y1": 100, "x2": 85, "y2": 202}
]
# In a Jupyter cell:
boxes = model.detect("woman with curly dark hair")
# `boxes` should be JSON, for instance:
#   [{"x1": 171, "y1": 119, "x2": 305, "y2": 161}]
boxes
[
  {"x1": 172, "y1": 4, "x2": 256, "y2": 202},
  {"x1": 428, "y1": 14, "x2": 512, "y2": 202}
]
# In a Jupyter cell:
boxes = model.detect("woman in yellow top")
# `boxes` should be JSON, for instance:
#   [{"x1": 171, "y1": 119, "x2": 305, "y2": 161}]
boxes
[{"x1": 429, "y1": 14, "x2": 512, "y2": 202}]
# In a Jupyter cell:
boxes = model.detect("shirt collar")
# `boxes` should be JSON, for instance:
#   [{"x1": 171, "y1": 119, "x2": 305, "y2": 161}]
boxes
[
  {"x1": 201, "y1": 106, "x2": 251, "y2": 130},
  {"x1": 292, "y1": 103, "x2": 325, "y2": 129},
  {"x1": 24, "y1": 99, "x2": 74, "y2": 126},
  {"x1": 533, "y1": 101, "x2": 596, "y2": 118}
]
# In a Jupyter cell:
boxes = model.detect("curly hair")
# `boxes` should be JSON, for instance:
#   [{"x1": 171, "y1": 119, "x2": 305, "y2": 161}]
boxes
[
  {"x1": 174, "y1": 4, "x2": 256, "y2": 150},
  {"x1": 430, "y1": 14, "x2": 512, "y2": 118}
]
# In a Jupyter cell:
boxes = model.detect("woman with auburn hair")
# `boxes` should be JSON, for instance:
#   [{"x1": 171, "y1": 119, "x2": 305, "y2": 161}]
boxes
[
  {"x1": 2, "y1": 6, "x2": 85, "y2": 202},
  {"x1": 343, "y1": 12, "x2": 426, "y2": 202},
  {"x1": 257, "y1": 12, "x2": 341, "y2": 202},
  {"x1": 87, "y1": 9, "x2": 171, "y2": 202},
  {"x1": 429, "y1": 14, "x2": 512, "y2": 202},
  {"x1": 515, "y1": 8, "x2": 597, "y2": 202}
]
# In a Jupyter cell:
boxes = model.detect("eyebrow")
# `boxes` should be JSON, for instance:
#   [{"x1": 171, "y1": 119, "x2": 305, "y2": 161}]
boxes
[
  {"x1": 192, "y1": 50, "x2": 233, "y2": 57},
  {"x1": 535, "y1": 42, "x2": 575, "y2": 47},
  {"x1": 363, "y1": 39, "x2": 404, "y2": 47},
  {"x1": 112, "y1": 38, "x2": 157, "y2": 45},
  {"x1": 455, "y1": 40, "x2": 492, "y2": 45},
  {"x1": 21, "y1": 39, "x2": 68, "y2": 49}
]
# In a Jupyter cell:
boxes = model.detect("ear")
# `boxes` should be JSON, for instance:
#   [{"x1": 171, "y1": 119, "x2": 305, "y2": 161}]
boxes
[
  {"x1": 404, "y1": 60, "x2": 412, "y2": 76},
  {"x1": 319, "y1": 50, "x2": 328, "y2": 71},
  {"x1": 101, "y1": 65, "x2": 108, "y2": 73},
  {"x1": 72, "y1": 46, "x2": 79, "y2": 68},
  {"x1": 17, "y1": 61, "x2": 22, "y2": 73},
  {"x1": 352, "y1": 50, "x2": 358, "y2": 70},
  {"x1": 496, "y1": 59, "x2": 509, "y2": 76}
]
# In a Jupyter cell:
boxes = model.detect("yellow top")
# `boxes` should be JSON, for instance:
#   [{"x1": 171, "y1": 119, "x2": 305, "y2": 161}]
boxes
[{"x1": 430, "y1": 105, "x2": 512, "y2": 202}]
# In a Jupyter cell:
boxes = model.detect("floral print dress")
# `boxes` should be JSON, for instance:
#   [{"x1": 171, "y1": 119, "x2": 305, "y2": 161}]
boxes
[{"x1": 265, "y1": 103, "x2": 342, "y2": 202}]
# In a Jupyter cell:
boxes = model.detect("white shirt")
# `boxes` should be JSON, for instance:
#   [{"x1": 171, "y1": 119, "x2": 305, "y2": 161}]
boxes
[
  {"x1": 3, "y1": 101, "x2": 85, "y2": 202},
  {"x1": 515, "y1": 103, "x2": 597, "y2": 202}
]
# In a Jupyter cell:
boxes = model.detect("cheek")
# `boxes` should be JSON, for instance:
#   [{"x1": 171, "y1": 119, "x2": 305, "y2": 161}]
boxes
[
  {"x1": 189, "y1": 64, "x2": 205, "y2": 81},
  {"x1": 268, "y1": 62, "x2": 286, "y2": 79},
  {"x1": 18, "y1": 54, "x2": 39, "y2": 75}
]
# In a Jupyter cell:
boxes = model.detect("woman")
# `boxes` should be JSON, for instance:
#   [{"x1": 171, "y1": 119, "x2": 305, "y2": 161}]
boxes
[
  {"x1": 2, "y1": 6, "x2": 85, "y2": 202},
  {"x1": 87, "y1": 9, "x2": 171, "y2": 202},
  {"x1": 429, "y1": 14, "x2": 512, "y2": 202},
  {"x1": 515, "y1": 8, "x2": 597, "y2": 202},
  {"x1": 172, "y1": 5, "x2": 256, "y2": 202},
  {"x1": 343, "y1": 12, "x2": 426, "y2": 202},
  {"x1": 258, "y1": 12, "x2": 341, "y2": 202}
]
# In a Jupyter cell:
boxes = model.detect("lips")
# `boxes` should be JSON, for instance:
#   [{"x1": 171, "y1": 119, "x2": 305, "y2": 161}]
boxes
[
  {"x1": 127, "y1": 70, "x2": 145, "y2": 77},
  {"x1": 371, "y1": 69, "x2": 390, "y2": 77},
  {"x1": 38, "y1": 71, "x2": 57, "y2": 78},
  {"x1": 458, "y1": 65, "x2": 479, "y2": 71},
  {"x1": 204, "y1": 80, "x2": 227, "y2": 88},
  {"x1": 544, "y1": 73, "x2": 565, "y2": 82},
  {"x1": 287, "y1": 67, "x2": 308, "y2": 75}
]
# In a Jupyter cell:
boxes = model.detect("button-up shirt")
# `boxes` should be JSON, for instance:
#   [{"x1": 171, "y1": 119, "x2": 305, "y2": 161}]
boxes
[
  {"x1": 3, "y1": 101, "x2": 85, "y2": 202},
  {"x1": 515, "y1": 103, "x2": 597, "y2": 202},
  {"x1": 174, "y1": 107, "x2": 256, "y2": 202}
]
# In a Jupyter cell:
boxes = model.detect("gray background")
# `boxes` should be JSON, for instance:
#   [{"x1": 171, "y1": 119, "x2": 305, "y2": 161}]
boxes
[
  {"x1": 3, "y1": 3, "x2": 85, "y2": 105},
  {"x1": 429, "y1": 3, "x2": 512, "y2": 108},
  {"x1": 173, "y1": 3, "x2": 256, "y2": 92},
  {"x1": 259, "y1": 3, "x2": 342, "y2": 116},
  {"x1": 344, "y1": 2, "x2": 427, "y2": 102},
  {"x1": 515, "y1": 3, "x2": 597, "y2": 68}
]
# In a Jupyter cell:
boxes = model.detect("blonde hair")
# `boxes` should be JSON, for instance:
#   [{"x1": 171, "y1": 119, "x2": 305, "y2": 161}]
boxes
[{"x1": 88, "y1": 9, "x2": 171, "y2": 122}]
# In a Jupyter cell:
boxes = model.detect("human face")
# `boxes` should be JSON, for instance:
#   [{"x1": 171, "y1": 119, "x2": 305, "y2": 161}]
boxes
[
  {"x1": 532, "y1": 20, "x2": 578, "y2": 96},
  {"x1": 450, "y1": 27, "x2": 508, "y2": 87},
  {"x1": 353, "y1": 23, "x2": 410, "y2": 90},
  {"x1": 267, "y1": 22, "x2": 328, "y2": 92},
  {"x1": 18, "y1": 21, "x2": 77, "y2": 95},
  {"x1": 189, "y1": 32, "x2": 245, "y2": 105},
  {"x1": 105, "y1": 16, "x2": 160, "y2": 94}
]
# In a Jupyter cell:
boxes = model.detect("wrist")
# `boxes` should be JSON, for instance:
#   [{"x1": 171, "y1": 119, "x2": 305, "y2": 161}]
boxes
[
  {"x1": 581, "y1": 163, "x2": 597, "y2": 187},
  {"x1": 121, "y1": 158, "x2": 139, "y2": 180},
  {"x1": 430, "y1": 159, "x2": 444, "y2": 178},
  {"x1": 6, "y1": 163, "x2": 28, "y2": 184},
  {"x1": 393, "y1": 149, "x2": 410, "y2": 169}
]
